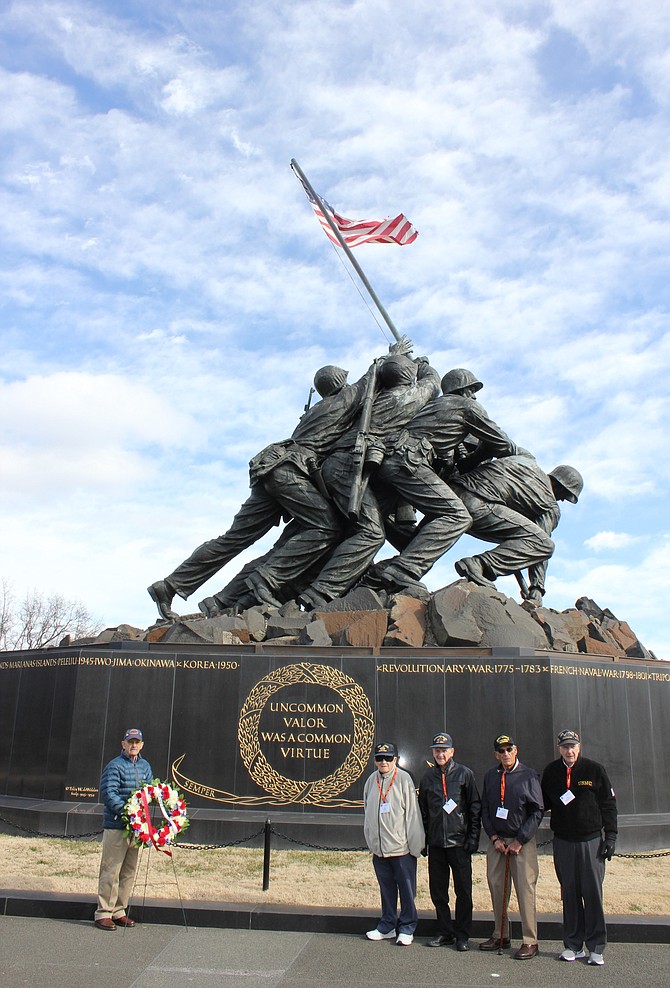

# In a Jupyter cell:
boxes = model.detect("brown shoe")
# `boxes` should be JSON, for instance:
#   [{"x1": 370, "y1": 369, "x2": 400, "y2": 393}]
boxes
[
  {"x1": 113, "y1": 916, "x2": 136, "y2": 928},
  {"x1": 514, "y1": 943, "x2": 538, "y2": 960},
  {"x1": 479, "y1": 937, "x2": 510, "y2": 951},
  {"x1": 94, "y1": 918, "x2": 117, "y2": 931}
]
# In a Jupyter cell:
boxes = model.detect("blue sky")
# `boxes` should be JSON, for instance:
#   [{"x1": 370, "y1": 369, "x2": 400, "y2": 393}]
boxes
[{"x1": 1, "y1": 0, "x2": 669, "y2": 657}]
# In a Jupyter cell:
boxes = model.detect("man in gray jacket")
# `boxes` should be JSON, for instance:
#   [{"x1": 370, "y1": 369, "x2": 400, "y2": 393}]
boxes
[{"x1": 363, "y1": 742, "x2": 424, "y2": 945}]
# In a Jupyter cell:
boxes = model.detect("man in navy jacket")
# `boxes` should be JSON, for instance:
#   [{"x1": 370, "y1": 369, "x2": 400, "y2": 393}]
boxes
[
  {"x1": 480, "y1": 734, "x2": 544, "y2": 959},
  {"x1": 95, "y1": 727, "x2": 153, "y2": 930}
]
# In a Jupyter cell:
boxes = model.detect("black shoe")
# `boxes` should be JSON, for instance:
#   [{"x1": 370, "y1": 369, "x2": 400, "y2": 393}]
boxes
[
  {"x1": 427, "y1": 934, "x2": 455, "y2": 947},
  {"x1": 380, "y1": 564, "x2": 427, "y2": 595},
  {"x1": 198, "y1": 596, "x2": 223, "y2": 619},
  {"x1": 245, "y1": 572, "x2": 282, "y2": 608},
  {"x1": 148, "y1": 580, "x2": 178, "y2": 621},
  {"x1": 454, "y1": 556, "x2": 495, "y2": 589},
  {"x1": 297, "y1": 587, "x2": 330, "y2": 611},
  {"x1": 456, "y1": 940, "x2": 470, "y2": 951}
]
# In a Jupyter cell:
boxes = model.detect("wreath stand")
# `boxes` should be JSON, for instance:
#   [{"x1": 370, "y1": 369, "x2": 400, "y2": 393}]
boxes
[
  {"x1": 129, "y1": 837, "x2": 189, "y2": 929},
  {"x1": 124, "y1": 782, "x2": 190, "y2": 929}
]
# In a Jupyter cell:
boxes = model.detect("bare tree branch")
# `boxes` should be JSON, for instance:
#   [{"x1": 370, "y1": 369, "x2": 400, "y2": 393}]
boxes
[{"x1": 0, "y1": 579, "x2": 102, "y2": 650}]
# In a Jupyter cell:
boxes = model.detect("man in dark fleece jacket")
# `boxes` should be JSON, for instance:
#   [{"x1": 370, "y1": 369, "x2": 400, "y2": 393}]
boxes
[
  {"x1": 95, "y1": 727, "x2": 153, "y2": 931},
  {"x1": 480, "y1": 734, "x2": 544, "y2": 959},
  {"x1": 419, "y1": 732, "x2": 481, "y2": 951},
  {"x1": 541, "y1": 729, "x2": 617, "y2": 967}
]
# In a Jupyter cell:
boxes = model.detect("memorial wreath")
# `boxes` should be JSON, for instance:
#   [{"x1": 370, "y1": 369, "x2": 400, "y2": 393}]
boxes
[{"x1": 123, "y1": 779, "x2": 189, "y2": 853}]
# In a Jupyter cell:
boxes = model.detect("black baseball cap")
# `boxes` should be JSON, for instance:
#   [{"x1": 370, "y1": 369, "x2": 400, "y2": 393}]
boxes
[
  {"x1": 374, "y1": 742, "x2": 398, "y2": 759},
  {"x1": 494, "y1": 734, "x2": 516, "y2": 751}
]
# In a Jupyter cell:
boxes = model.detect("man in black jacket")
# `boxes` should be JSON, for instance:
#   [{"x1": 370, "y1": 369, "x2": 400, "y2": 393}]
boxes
[
  {"x1": 541, "y1": 729, "x2": 617, "y2": 967},
  {"x1": 418, "y1": 733, "x2": 481, "y2": 951},
  {"x1": 480, "y1": 734, "x2": 544, "y2": 959}
]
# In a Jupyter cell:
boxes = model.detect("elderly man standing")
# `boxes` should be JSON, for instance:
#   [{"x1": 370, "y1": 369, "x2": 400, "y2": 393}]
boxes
[
  {"x1": 541, "y1": 729, "x2": 618, "y2": 967},
  {"x1": 419, "y1": 733, "x2": 481, "y2": 951},
  {"x1": 480, "y1": 734, "x2": 544, "y2": 959},
  {"x1": 95, "y1": 728, "x2": 153, "y2": 931},
  {"x1": 363, "y1": 742, "x2": 424, "y2": 946}
]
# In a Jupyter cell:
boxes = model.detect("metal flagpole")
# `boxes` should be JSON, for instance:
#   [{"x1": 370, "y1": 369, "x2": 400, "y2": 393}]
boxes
[{"x1": 290, "y1": 158, "x2": 402, "y2": 343}]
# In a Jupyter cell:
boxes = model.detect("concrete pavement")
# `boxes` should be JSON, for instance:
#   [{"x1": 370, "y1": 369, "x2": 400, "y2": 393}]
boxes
[{"x1": 2, "y1": 917, "x2": 670, "y2": 988}]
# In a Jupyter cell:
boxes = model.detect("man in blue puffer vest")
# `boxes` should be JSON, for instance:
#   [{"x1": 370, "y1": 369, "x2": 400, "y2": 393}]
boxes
[{"x1": 95, "y1": 727, "x2": 153, "y2": 930}]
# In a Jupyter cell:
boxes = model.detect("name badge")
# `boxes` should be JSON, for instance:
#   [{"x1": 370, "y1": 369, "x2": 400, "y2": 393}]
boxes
[
  {"x1": 443, "y1": 798, "x2": 457, "y2": 814},
  {"x1": 496, "y1": 807, "x2": 509, "y2": 820},
  {"x1": 380, "y1": 802, "x2": 391, "y2": 814},
  {"x1": 560, "y1": 790, "x2": 576, "y2": 805}
]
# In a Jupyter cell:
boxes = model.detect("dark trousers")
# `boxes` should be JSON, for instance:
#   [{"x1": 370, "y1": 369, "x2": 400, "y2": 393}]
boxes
[
  {"x1": 374, "y1": 457, "x2": 471, "y2": 580},
  {"x1": 372, "y1": 853, "x2": 418, "y2": 936},
  {"x1": 428, "y1": 845, "x2": 473, "y2": 941},
  {"x1": 167, "y1": 463, "x2": 341, "y2": 598},
  {"x1": 553, "y1": 836, "x2": 607, "y2": 954}
]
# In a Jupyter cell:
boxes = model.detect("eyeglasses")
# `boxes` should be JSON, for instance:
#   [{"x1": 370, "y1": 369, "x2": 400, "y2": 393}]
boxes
[
  {"x1": 375, "y1": 756, "x2": 394, "y2": 762},
  {"x1": 498, "y1": 746, "x2": 515, "y2": 753}
]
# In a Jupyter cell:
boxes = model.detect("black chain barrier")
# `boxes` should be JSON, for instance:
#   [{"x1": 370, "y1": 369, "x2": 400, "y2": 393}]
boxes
[
  {"x1": 0, "y1": 812, "x2": 102, "y2": 840},
  {"x1": 269, "y1": 825, "x2": 367, "y2": 852},
  {"x1": 0, "y1": 812, "x2": 265, "y2": 851},
  {"x1": 174, "y1": 828, "x2": 266, "y2": 851},
  {"x1": 2, "y1": 811, "x2": 670, "y2": 859}
]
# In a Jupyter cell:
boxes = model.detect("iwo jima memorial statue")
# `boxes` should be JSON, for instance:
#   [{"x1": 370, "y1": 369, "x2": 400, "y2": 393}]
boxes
[{"x1": 1, "y1": 162, "x2": 668, "y2": 850}]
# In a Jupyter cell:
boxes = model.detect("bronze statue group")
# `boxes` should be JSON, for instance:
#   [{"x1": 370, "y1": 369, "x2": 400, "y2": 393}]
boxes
[{"x1": 148, "y1": 339, "x2": 583, "y2": 622}]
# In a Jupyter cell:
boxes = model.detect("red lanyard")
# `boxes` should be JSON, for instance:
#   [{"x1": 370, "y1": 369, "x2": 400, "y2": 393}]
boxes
[
  {"x1": 441, "y1": 771, "x2": 448, "y2": 802},
  {"x1": 566, "y1": 765, "x2": 572, "y2": 790},
  {"x1": 500, "y1": 769, "x2": 507, "y2": 806},
  {"x1": 377, "y1": 767, "x2": 398, "y2": 802}
]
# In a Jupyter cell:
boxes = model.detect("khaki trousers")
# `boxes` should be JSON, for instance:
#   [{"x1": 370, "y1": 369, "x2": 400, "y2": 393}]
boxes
[
  {"x1": 96, "y1": 829, "x2": 140, "y2": 920},
  {"x1": 486, "y1": 836, "x2": 539, "y2": 944}
]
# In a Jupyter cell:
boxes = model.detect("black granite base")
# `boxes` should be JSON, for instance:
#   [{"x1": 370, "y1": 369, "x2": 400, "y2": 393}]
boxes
[{"x1": 2, "y1": 642, "x2": 669, "y2": 852}]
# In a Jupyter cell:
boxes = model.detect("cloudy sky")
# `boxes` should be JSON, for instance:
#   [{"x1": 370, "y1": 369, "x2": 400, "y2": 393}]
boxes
[{"x1": 1, "y1": 0, "x2": 668, "y2": 656}]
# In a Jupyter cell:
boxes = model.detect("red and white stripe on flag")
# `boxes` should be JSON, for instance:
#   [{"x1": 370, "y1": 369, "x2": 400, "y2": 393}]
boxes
[{"x1": 312, "y1": 203, "x2": 418, "y2": 247}]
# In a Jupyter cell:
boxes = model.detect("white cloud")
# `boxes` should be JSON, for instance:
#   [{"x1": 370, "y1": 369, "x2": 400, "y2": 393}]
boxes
[{"x1": 584, "y1": 531, "x2": 641, "y2": 551}]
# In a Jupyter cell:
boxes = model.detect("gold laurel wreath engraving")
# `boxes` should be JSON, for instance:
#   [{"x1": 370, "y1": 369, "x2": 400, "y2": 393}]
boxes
[
  {"x1": 238, "y1": 662, "x2": 374, "y2": 803},
  {"x1": 171, "y1": 754, "x2": 364, "y2": 807}
]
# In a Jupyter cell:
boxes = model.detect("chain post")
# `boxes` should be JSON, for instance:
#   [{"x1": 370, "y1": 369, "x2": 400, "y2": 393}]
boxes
[{"x1": 262, "y1": 817, "x2": 271, "y2": 891}]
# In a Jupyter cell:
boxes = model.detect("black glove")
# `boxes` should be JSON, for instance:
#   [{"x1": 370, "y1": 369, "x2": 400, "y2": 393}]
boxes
[
  {"x1": 463, "y1": 838, "x2": 479, "y2": 854},
  {"x1": 600, "y1": 838, "x2": 615, "y2": 861},
  {"x1": 421, "y1": 846, "x2": 428, "y2": 857}
]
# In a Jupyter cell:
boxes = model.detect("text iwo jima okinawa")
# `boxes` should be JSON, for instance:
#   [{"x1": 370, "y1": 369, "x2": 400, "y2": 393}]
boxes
[{"x1": 1, "y1": 655, "x2": 669, "y2": 682}]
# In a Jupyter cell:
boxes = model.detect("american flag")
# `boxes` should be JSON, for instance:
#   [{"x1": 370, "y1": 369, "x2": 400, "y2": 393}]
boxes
[{"x1": 297, "y1": 174, "x2": 418, "y2": 248}]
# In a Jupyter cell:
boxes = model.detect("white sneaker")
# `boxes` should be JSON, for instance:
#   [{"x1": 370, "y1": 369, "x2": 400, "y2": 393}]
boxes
[
  {"x1": 588, "y1": 952, "x2": 605, "y2": 966},
  {"x1": 366, "y1": 929, "x2": 396, "y2": 941},
  {"x1": 396, "y1": 933, "x2": 414, "y2": 946},
  {"x1": 559, "y1": 948, "x2": 587, "y2": 961}
]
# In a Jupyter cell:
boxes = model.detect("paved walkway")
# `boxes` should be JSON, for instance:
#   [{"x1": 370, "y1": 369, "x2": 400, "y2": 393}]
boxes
[{"x1": 2, "y1": 917, "x2": 669, "y2": 988}]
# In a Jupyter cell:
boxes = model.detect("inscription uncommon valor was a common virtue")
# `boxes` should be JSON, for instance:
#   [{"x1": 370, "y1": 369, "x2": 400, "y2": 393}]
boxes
[{"x1": 261, "y1": 700, "x2": 353, "y2": 763}]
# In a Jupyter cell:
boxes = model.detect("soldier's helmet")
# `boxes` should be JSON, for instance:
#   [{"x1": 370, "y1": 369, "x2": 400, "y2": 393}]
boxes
[
  {"x1": 313, "y1": 365, "x2": 349, "y2": 398},
  {"x1": 441, "y1": 368, "x2": 483, "y2": 395},
  {"x1": 378, "y1": 354, "x2": 418, "y2": 388},
  {"x1": 548, "y1": 465, "x2": 584, "y2": 503}
]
